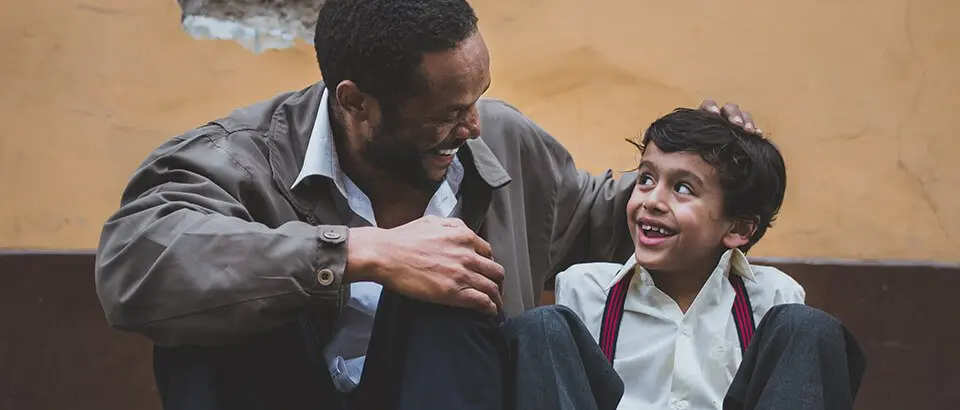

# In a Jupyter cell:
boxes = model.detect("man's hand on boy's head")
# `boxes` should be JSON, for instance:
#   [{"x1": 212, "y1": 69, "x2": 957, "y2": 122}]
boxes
[{"x1": 698, "y1": 100, "x2": 763, "y2": 136}]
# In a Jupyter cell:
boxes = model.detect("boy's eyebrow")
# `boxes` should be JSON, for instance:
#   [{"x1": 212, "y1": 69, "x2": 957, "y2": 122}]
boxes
[
  {"x1": 641, "y1": 159, "x2": 707, "y2": 187},
  {"x1": 674, "y1": 169, "x2": 706, "y2": 187}
]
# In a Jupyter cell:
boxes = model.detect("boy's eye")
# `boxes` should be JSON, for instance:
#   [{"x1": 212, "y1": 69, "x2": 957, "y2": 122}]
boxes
[
  {"x1": 638, "y1": 174, "x2": 655, "y2": 186},
  {"x1": 674, "y1": 183, "x2": 693, "y2": 195}
]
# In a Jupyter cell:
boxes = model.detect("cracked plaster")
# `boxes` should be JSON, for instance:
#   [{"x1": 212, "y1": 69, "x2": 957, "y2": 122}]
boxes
[{"x1": 177, "y1": 0, "x2": 323, "y2": 53}]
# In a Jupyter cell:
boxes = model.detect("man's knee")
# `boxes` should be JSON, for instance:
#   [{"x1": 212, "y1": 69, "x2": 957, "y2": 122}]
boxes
[
  {"x1": 379, "y1": 290, "x2": 499, "y2": 335},
  {"x1": 501, "y1": 304, "x2": 586, "y2": 340}
]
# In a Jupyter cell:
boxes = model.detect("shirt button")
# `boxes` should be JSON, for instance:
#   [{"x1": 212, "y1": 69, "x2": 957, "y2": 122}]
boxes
[
  {"x1": 316, "y1": 268, "x2": 335, "y2": 286},
  {"x1": 680, "y1": 325, "x2": 692, "y2": 337},
  {"x1": 322, "y1": 230, "x2": 342, "y2": 241}
]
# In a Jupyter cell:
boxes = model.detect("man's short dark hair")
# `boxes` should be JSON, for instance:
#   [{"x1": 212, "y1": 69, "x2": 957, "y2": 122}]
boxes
[
  {"x1": 314, "y1": 0, "x2": 479, "y2": 102},
  {"x1": 631, "y1": 108, "x2": 787, "y2": 252}
]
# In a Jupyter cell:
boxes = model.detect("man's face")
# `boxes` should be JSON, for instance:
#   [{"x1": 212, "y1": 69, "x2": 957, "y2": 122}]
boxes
[
  {"x1": 625, "y1": 142, "x2": 741, "y2": 275},
  {"x1": 361, "y1": 32, "x2": 491, "y2": 192}
]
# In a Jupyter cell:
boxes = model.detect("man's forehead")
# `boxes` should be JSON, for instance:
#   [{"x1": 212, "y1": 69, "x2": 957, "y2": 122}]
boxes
[{"x1": 415, "y1": 34, "x2": 490, "y2": 107}]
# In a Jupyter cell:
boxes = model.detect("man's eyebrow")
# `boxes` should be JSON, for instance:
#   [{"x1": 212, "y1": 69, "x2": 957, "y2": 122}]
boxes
[
  {"x1": 443, "y1": 80, "x2": 492, "y2": 112},
  {"x1": 445, "y1": 103, "x2": 473, "y2": 112}
]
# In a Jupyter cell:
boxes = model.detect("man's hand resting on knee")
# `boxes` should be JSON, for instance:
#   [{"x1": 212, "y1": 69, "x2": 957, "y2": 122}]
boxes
[{"x1": 345, "y1": 215, "x2": 505, "y2": 316}]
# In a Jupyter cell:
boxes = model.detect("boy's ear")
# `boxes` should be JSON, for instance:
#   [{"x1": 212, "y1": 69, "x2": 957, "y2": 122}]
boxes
[{"x1": 722, "y1": 217, "x2": 758, "y2": 249}]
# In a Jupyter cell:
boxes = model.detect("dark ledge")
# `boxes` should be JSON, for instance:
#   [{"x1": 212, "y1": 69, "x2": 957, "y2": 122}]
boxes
[{"x1": 1, "y1": 250, "x2": 957, "y2": 409}]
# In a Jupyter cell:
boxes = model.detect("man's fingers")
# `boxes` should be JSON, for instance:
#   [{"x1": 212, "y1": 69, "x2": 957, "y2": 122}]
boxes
[
  {"x1": 704, "y1": 100, "x2": 763, "y2": 135},
  {"x1": 699, "y1": 99, "x2": 721, "y2": 115},
  {"x1": 455, "y1": 288, "x2": 498, "y2": 316},
  {"x1": 463, "y1": 257, "x2": 504, "y2": 309},
  {"x1": 468, "y1": 233, "x2": 494, "y2": 260},
  {"x1": 468, "y1": 252, "x2": 506, "y2": 286},
  {"x1": 470, "y1": 272, "x2": 503, "y2": 311},
  {"x1": 740, "y1": 110, "x2": 756, "y2": 133},
  {"x1": 721, "y1": 103, "x2": 744, "y2": 126}
]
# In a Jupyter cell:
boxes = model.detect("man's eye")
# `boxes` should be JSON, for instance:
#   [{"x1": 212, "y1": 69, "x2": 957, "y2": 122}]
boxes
[
  {"x1": 442, "y1": 111, "x2": 463, "y2": 122},
  {"x1": 675, "y1": 183, "x2": 693, "y2": 195}
]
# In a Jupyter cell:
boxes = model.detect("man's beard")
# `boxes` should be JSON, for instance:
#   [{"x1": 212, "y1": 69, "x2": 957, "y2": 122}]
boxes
[{"x1": 360, "y1": 127, "x2": 445, "y2": 193}]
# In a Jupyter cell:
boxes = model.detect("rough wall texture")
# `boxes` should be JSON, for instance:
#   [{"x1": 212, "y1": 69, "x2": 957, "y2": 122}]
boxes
[
  {"x1": 177, "y1": 0, "x2": 322, "y2": 53},
  {"x1": 1, "y1": 0, "x2": 958, "y2": 262}
]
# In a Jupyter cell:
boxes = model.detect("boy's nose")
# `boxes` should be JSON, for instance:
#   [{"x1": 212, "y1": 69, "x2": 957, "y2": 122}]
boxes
[
  {"x1": 642, "y1": 189, "x2": 670, "y2": 214},
  {"x1": 642, "y1": 199, "x2": 669, "y2": 214}
]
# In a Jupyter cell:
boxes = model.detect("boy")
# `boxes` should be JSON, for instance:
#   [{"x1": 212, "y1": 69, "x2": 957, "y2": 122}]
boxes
[{"x1": 555, "y1": 108, "x2": 866, "y2": 410}]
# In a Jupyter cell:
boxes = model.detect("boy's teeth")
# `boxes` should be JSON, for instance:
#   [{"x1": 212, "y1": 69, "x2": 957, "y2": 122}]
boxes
[
  {"x1": 641, "y1": 224, "x2": 673, "y2": 235},
  {"x1": 436, "y1": 147, "x2": 459, "y2": 156}
]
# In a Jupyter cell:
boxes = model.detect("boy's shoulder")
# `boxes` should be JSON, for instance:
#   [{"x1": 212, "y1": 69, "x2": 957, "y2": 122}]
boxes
[
  {"x1": 744, "y1": 263, "x2": 807, "y2": 304},
  {"x1": 555, "y1": 262, "x2": 626, "y2": 304}
]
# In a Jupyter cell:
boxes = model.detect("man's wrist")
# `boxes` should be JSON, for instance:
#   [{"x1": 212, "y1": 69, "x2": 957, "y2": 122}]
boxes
[{"x1": 343, "y1": 226, "x2": 384, "y2": 284}]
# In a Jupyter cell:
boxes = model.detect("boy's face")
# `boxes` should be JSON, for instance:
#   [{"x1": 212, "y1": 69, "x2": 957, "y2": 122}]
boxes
[{"x1": 626, "y1": 142, "x2": 754, "y2": 273}]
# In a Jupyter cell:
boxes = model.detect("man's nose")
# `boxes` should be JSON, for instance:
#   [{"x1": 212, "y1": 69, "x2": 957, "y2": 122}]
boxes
[{"x1": 456, "y1": 106, "x2": 481, "y2": 139}]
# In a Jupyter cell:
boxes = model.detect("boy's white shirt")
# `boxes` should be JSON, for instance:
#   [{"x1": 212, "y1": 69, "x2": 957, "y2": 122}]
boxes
[{"x1": 555, "y1": 249, "x2": 806, "y2": 410}]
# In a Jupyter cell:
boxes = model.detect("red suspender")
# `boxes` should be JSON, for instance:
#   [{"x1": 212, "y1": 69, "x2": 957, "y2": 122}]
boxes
[
  {"x1": 728, "y1": 274, "x2": 757, "y2": 352},
  {"x1": 598, "y1": 270, "x2": 756, "y2": 363},
  {"x1": 598, "y1": 270, "x2": 636, "y2": 362}
]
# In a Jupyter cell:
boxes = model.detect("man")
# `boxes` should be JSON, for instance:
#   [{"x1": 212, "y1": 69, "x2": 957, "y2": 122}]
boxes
[{"x1": 95, "y1": 0, "x2": 760, "y2": 408}]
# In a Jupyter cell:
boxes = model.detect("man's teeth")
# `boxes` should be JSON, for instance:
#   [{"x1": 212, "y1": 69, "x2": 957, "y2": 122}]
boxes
[
  {"x1": 641, "y1": 224, "x2": 673, "y2": 235},
  {"x1": 436, "y1": 147, "x2": 460, "y2": 156}
]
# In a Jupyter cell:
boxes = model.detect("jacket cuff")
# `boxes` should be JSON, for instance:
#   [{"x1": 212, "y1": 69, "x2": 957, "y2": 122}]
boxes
[{"x1": 308, "y1": 225, "x2": 349, "y2": 299}]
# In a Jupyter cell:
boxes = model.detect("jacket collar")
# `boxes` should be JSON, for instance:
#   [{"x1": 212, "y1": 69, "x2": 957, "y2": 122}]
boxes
[{"x1": 264, "y1": 82, "x2": 511, "y2": 218}]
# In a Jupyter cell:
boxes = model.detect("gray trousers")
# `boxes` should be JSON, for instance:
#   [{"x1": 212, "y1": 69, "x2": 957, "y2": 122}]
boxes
[
  {"x1": 352, "y1": 290, "x2": 624, "y2": 410},
  {"x1": 353, "y1": 297, "x2": 864, "y2": 410},
  {"x1": 725, "y1": 303, "x2": 867, "y2": 410}
]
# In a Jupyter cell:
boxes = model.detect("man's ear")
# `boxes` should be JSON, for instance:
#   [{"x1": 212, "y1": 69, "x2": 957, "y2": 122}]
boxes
[
  {"x1": 722, "y1": 217, "x2": 758, "y2": 249},
  {"x1": 335, "y1": 80, "x2": 375, "y2": 122}
]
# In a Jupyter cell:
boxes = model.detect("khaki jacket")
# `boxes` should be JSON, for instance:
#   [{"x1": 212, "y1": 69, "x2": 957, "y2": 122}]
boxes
[{"x1": 95, "y1": 82, "x2": 636, "y2": 347}]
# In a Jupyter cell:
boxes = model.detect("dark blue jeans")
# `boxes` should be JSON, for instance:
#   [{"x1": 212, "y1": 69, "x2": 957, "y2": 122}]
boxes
[{"x1": 153, "y1": 289, "x2": 624, "y2": 410}]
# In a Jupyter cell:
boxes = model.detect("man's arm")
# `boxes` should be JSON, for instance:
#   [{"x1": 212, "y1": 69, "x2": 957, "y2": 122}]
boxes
[
  {"x1": 97, "y1": 126, "x2": 506, "y2": 347},
  {"x1": 95, "y1": 127, "x2": 347, "y2": 347},
  {"x1": 545, "y1": 147, "x2": 637, "y2": 283}
]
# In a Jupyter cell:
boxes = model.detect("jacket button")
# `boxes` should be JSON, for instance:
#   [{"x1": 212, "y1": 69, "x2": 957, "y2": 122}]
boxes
[
  {"x1": 316, "y1": 268, "x2": 335, "y2": 286},
  {"x1": 322, "y1": 230, "x2": 344, "y2": 243}
]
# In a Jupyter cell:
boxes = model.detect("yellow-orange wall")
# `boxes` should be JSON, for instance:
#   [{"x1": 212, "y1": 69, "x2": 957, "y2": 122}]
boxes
[{"x1": 2, "y1": 0, "x2": 958, "y2": 261}]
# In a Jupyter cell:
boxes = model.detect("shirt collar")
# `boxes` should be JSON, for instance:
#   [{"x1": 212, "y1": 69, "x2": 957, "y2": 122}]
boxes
[
  {"x1": 291, "y1": 88, "x2": 345, "y2": 191},
  {"x1": 291, "y1": 88, "x2": 464, "y2": 194},
  {"x1": 605, "y1": 248, "x2": 757, "y2": 292}
]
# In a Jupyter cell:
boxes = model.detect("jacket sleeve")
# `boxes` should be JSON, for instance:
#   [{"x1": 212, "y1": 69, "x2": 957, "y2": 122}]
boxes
[
  {"x1": 542, "y1": 132, "x2": 637, "y2": 287},
  {"x1": 95, "y1": 127, "x2": 346, "y2": 347}
]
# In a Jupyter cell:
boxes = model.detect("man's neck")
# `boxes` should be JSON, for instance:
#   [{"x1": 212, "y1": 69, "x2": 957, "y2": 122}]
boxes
[
  {"x1": 330, "y1": 104, "x2": 433, "y2": 229},
  {"x1": 648, "y1": 253, "x2": 724, "y2": 314}
]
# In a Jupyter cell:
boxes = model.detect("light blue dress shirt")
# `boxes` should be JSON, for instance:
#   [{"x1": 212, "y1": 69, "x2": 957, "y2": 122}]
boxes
[{"x1": 292, "y1": 89, "x2": 463, "y2": 392}]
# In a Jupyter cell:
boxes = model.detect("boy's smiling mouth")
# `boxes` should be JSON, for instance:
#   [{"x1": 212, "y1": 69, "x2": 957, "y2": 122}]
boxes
[
  {"x1": 640, "y1": 224, "x2": 676, "y2": 238},
  {"x1": 636, "y1": 218, "x2": 677, "y2": 247}
]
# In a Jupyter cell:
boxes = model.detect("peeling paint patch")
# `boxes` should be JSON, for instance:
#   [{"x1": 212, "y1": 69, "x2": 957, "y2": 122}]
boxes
[{"x1": 177, "y1": 0, "x2": 324, "y2": 53}]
